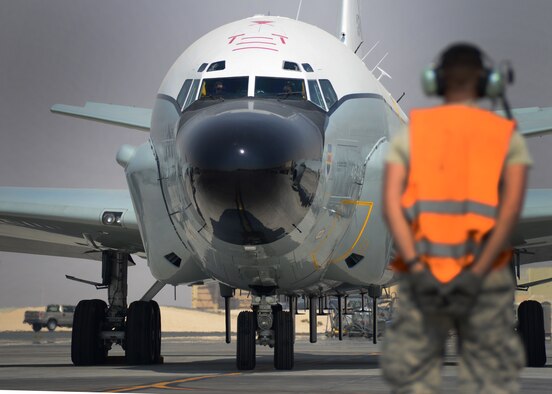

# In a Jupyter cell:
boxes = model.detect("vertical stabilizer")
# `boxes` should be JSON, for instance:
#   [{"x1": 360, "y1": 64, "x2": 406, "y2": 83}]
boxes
[{"x1": 338, "y1": 0, "x2": 363, "y2": 54}]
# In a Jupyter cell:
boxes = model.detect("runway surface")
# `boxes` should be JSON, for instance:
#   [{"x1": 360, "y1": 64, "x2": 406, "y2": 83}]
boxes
[{"x1": 0, "y1": 331, "x2": 550, "y2": 393}]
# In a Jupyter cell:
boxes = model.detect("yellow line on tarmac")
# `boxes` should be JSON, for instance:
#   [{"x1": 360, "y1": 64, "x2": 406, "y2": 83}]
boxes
[{"x1": 108, "y1": 372, "x2": 241, "y2": 392}]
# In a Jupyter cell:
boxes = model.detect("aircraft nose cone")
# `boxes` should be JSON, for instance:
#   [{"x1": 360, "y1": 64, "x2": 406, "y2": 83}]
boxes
[{"x1": 176, "y1": 100, "x2": 324, "y2": 245}]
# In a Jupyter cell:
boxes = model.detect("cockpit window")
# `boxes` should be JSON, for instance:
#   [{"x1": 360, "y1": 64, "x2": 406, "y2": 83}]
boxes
[
  {"x1": 207, "y1": 60, "x2": 225, "y2": 72},
  {"x1": 183, "y1": 79, "x2": 200, "y2": 109},
  {"x1": 307, "y1": 80, "x2": 325, "y2": 110},
  {"x1": 176, "y1": 79, "x2": 193, "y2": 109},
  {"x1": 283, "y1": 61, "x2": 300, "y2": 71},
  {"x1": 319, "y1": 79, "x2": 338, "y2": 109},
  {"x1": 199, "y1": 77, "x2": 248, "y2": 99},
  {"x1": 302, "y1": 63, "x2": 314, "y2": 72},
  {"x1": 197, "y1": 63, "x2": 208, "y2": 72},
  {"x1": 255, "y1": 77, "x2": 306, "y2": 100}
]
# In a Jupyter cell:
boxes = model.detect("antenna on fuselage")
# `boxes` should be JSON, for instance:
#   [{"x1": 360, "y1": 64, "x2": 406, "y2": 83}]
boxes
[
  {"x1": 296, "y1": 0, "x2": 303, "y2": 20},
  {"x1": 361, "y1": 40, "x2": 380, "y2": 61},
  {"x1": 371, "y1": 52, "x2": 388, "y2": 72},
  {"x1": 376, "y1": 66, "x2": 392, "y2": 81}
]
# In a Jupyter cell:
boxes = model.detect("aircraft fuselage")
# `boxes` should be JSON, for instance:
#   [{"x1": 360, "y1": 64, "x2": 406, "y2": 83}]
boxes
[{"x1": 124, "y1": 15, "x2": 407, "y2": 295}]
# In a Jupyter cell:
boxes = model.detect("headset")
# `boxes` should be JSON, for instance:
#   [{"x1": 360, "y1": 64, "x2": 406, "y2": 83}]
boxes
[{"x1": 421, "y1": 43, "x2": 513, "y2": 100}]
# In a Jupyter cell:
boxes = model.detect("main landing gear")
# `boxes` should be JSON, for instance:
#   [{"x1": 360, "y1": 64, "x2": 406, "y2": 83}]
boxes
[
  {"x1": 236, "y1": 294, "x2": 294, "y2": 370},
  {"x1": 70, "y1": 251, "x2": 162, "y2": 366}
]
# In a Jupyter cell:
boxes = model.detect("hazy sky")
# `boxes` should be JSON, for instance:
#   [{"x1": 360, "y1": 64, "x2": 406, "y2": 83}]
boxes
[{"x1": 1, "y1": 0, "x2": 552, "y2": 308}]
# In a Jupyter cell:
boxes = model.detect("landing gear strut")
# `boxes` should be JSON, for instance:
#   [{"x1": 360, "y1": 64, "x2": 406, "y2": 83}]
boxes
[{"x1": 71, "y1": 251, "x2": 162, "y2": 366}]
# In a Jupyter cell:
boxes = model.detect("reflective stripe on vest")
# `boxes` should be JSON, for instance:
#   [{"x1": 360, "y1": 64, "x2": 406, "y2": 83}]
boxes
[
  {"x1": 404, "y1": 200, "x2": 497, "y2": 221},
  {"x1": 394, "y1": 105, "x2": 515, "y2": 283},
  {"x1": 416, "y1": 238, "x2": 482, "y2": 259}
]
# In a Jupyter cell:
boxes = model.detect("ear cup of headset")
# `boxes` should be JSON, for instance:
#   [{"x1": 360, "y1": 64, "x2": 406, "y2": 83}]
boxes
[
  {"x1": 476, "y1": 68, "x2": 491, "y2": 97},
  {"x1": 421, "y1": 66, "x2": 440, "y2": 96},
  {"x1": 484, "y1": 69, "x2": 505, "y2": 99}
]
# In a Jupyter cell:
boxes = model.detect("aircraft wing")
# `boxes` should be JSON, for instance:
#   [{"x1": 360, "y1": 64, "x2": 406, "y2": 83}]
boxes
[
  {"x1": 51, "y1": 102, "x2": 151, "y2": 131},
  {"x1": 0, "y1": 187, "x2": 144, "y2": 261},
  {"x1": 496, "y1": 107, "x2": 552, "y2": 137},
  {"x1": 513, "y1": 188, "x2": 552, "y2": 251}
]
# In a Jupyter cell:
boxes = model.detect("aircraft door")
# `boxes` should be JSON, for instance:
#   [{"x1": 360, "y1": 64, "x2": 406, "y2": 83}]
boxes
[{"x1": 328, "y1": 140, "x2": 362, "y2": 217}]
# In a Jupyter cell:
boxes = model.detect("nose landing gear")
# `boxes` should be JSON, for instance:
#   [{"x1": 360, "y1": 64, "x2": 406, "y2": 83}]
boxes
[{"x1": 235, "y1": 294, "x2": 295, "y2": 370}]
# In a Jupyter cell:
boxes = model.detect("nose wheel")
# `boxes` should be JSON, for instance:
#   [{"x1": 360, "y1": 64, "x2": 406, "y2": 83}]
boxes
[
  {"x1": 235, "y1": 295, "x2": 295, "y2": 370},
  {"x1": 274, "y1": 310, "x2": 294, "y2": 370},
  {"x1": 236, "y1": 311, "x2": 256, "y2": 370}
]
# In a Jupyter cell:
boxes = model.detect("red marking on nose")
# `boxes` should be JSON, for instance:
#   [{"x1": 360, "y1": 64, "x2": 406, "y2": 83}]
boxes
[
  {"x1": 271, "y1": 33, "x2": 288, "y2": 44},
  {"x1": 232, "y1": 46, "x2": 278, "y2": 52},
  {"x1": 252, "y1": 21, "x2": 273, "y2": 25},
  {"x1": 236, "y1": 41, "x2": 276, "y2": 45},
  {"x1": 241, "y1": 36, "x2": 274, "y2": 40},
  {"x1": 227, "y1": 33, "x2": 245, "y2": 44}
]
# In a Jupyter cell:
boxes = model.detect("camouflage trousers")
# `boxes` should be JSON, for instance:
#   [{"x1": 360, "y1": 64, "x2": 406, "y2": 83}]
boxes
[{"x1": 381, "y1": 267, "x2": 525, "y2": 393}]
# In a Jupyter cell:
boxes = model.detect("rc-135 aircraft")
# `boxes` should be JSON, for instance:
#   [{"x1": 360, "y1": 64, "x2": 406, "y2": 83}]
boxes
[{"x1": 1, "y1": 0, "x2": 552, "y2": 370}]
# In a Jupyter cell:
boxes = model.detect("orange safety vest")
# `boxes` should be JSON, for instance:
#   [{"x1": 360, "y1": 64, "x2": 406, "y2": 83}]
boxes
[{"x1": 393, "y1": 105, "x2": 515, "y2": 283}]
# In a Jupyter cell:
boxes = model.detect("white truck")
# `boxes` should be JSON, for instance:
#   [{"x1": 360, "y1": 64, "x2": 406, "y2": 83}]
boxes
[{"x1": 23, "y1": 304, "x2": 75, "y2": 332}]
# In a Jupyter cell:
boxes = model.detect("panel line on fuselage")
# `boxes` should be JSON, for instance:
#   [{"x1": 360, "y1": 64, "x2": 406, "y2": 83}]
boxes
[{"x1": 156, "y1": 93, "x2": 180, "y2": 113}]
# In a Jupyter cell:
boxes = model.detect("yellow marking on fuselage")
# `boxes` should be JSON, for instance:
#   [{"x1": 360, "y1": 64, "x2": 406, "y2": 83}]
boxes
[
  {"x1": 340, "y1": 199, "x2": 373, "y2": 207},
  {"x1": 390, "y1": 98, "x2": 401, "y2": 117},
  {"x1": 330, "y1": 200, "x2": 374, "y2": 263},
  {"x1": 311, "y1": 253, "x2": 320, "y2": 270},
  {"x1": 309, "y1": 215, "x2": 339, "y2": 270},
  {"x1": 108, "y1": 373, "x2": 241, "y2": 392}
]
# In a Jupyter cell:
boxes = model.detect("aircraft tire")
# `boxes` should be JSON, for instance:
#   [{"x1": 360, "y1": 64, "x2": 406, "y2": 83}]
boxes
[
  {"x1": 518, "y1": 300, "x2": 547, "y2": 367},
  {"x1": 151, "y1": 300, "x2": 162, "y2": 363},
  {"x1": 71, "y1": 299, "x2": 108, "y2": 366},
  {"x1": 32, "y1": 323, "x2": 42, "y2": 332},
  {"x1": 126, "y1": 301, "x2": 158, "y2": 364},
  {"x1": 274, "y1": 310, "x2": 294, "y2": 370},
  {"x1": 236, "y1": 311, "x2": 256, "y2": 370}
]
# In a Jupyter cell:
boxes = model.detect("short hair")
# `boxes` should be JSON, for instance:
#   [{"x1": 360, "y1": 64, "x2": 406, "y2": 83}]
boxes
[
  {"x1": 439, "y1": 43, "x2": 484, "y2": 70},
  {"x1": 439, "y1": 43, "x2": 484, "y2": 91}
]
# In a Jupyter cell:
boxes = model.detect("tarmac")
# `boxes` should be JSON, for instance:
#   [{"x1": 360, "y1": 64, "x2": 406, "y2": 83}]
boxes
[{"x1": 0, "y1": 331, "x2": 550, "y2": 393}]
